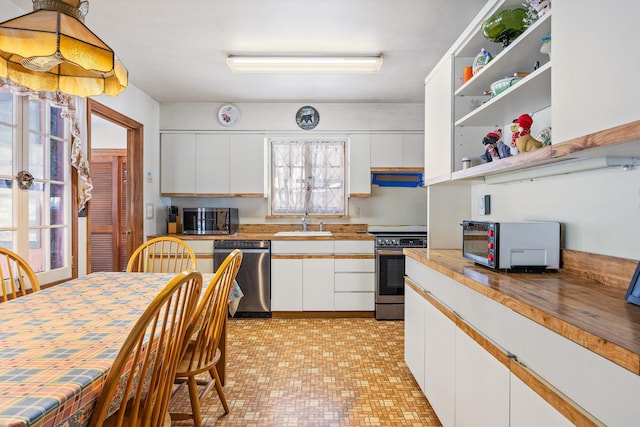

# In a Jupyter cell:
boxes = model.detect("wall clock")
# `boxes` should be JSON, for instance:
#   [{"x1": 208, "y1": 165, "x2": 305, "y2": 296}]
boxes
[
  {"x1": 296, "y1": 106, "x2": 320, "y2": 130},
  {"x1": 218, "y1": 104, "x2": 241, "y2": 127}
]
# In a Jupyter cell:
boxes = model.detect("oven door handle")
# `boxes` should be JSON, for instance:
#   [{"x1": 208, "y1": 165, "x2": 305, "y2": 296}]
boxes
[{"x1": 376, "y1": 249, "x2": 405, "y2": 256}]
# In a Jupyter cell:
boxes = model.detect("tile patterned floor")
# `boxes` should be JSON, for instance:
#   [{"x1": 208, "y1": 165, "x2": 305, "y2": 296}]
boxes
[{"x1": 170, "y1": 318, "x2": 442, "y2": 426}]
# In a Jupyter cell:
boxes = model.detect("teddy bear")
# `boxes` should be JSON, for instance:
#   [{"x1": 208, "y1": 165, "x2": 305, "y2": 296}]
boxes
[
  {"x1": 480, "y1": 128, "x2": 511, "y2": 162},
  {"x1": 513, "y1": 113, "x2": 542, "y2": 153}
]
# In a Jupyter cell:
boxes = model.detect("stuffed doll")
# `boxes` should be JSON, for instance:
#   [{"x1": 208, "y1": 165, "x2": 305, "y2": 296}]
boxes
[
  {"x1": 480, "y1": 128, "x2": 511, "y2": 162},
  {"x1": 494, "y1": 128, "x2": 511, "y2": 159},
  {"x1": 514, "y1": 113, "x2": 542, "y2": 153},
  {"x1": 481, "y1": 130, "x2": 501, "y2": 162},
  {"x1": 509, "y1": 121, "x2": 520, "y2": 156}
]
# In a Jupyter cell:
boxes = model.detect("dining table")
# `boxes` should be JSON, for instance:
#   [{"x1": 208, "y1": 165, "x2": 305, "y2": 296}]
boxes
[{"x1": 0, "y1": 271, "x2": 242, "y2": 427}]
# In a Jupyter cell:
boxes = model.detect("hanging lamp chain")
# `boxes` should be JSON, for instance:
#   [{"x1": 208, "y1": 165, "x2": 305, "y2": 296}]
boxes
[{"x1": 32, "y1": 0, "x2": 89, "y2": 22}]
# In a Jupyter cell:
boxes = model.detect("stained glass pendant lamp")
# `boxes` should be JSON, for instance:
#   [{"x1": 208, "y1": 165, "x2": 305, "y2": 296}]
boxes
[{"x1": 0, "y1": 0, "x2": 127, "y2": 97}]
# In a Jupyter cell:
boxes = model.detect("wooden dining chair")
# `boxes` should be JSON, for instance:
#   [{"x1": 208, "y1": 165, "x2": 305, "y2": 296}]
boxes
[
  {"x1": 88, "y1": 270, "x2": 202, "y2": 427},
  {"x1": 0, "y1": 247, "x2": 40, "y2": 302},
  {"x1": 126, "y1": 236, "x2": 196, "y2": 273},
  {"x1": 171, "y1": 249, "x2": 243, "y2": 427}
]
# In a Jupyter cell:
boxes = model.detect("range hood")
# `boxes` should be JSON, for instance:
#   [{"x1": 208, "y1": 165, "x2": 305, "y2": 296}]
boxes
[{"x1": 371, "y1": 172, "x2": 424, "y2": 188}]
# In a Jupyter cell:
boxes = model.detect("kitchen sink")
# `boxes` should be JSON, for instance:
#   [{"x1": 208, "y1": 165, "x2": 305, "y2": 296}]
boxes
[{"x1": 274, "y1": 231, "x2": 332, "y2": 236}]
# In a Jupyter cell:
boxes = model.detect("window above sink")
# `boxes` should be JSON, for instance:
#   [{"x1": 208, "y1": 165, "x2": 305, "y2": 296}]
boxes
[{"x1": 269, "y1": 138, "x2": 347, "y2": 217}]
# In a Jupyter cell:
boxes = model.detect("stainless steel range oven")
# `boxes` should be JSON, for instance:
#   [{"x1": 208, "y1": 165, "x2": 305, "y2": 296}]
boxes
[{"x1": 373, "y1": 231, "x2": 427, "y2": 320}]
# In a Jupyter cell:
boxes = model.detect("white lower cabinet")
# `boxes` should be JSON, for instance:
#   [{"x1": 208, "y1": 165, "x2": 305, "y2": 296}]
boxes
[
  {"x1": 182, "y1": 239, "x2": 214, "y2": 274},
  {"x1": 270, "y1": 258, "x2": 303, "y2": 311},
  {"x1": 334, "y1": 255, "x2": 375, "y2": 311},
  {"x1": 271, "y1": 239, "x2": 374, "y2": 312},
  {"x1": 455, "y1": 330, "x2": 509, "y2": 427},
  {"x1": 302, "y1": 258, "x2": 334, "y2": 310},
  {"x1": 404, "y1": 284, "x2": 425, "y2": 391},
  {"x1": 510, "y1": 375, "x2": 573, "y2": 427},
  {"x1": 423, "y1": 293, "x2": 455, "y2": 427},
  {"x1": 404, "y1": 257, "x2": 606, "y2": 427}
]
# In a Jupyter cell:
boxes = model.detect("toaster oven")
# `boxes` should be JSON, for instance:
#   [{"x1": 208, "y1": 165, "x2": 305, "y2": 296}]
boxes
[{"x1": 462, "y1": 220, "x2": 560, "y2": 271}]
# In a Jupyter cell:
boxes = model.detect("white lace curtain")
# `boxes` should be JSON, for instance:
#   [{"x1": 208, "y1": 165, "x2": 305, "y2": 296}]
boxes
[
  {"x1": 0, "y1": 81, "x2": 92, "y2": 211},
  {"x1": 271, "y1": 139, "x2": 345, "y2": 215}
]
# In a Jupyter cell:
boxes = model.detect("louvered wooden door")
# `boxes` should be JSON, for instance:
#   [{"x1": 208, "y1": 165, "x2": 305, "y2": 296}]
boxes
[{"x1": 89, "y1": 150, "x2": 128, "y2": 272}]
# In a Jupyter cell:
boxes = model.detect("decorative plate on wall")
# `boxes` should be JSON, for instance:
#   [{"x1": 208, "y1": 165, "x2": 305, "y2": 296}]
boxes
[
  {"x1": 218, "y1": 104, "x2": 241, "y2": 127},
  {"x1": 295, "y1": 106, "x2": 320, "y2": 130}
]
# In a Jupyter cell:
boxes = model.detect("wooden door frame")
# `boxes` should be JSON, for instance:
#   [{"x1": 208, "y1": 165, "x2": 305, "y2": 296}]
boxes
[{"x1": 86, "y1": 99, "x2": 144, "y2": 269}]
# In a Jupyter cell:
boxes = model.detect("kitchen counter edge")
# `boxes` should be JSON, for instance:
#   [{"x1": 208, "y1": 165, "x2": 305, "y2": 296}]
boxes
[{"x1": 153, "y1": 233, "x2": 375, "y2": 241}]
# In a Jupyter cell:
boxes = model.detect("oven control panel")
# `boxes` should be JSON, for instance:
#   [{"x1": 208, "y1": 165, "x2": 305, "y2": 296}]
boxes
[{"x1": 375, "y1": 236, "x2": 427, "y2": 248}]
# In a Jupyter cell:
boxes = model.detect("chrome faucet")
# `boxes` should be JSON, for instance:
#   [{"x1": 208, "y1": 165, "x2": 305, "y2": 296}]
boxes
[{"x1": 301, "y1": 213, "x2": 308, "y2": 232}]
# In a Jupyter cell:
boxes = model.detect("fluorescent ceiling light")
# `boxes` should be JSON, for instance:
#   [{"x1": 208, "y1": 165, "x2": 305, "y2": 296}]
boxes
[{"x1": 226, "y1": 55, "x2": 383, "y2": 74}]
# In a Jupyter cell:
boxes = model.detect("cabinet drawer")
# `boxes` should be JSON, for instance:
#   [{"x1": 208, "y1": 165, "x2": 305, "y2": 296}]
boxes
[
  {"x1": 271, "y1": 240, "x2": 334, "y2": 254},
  {"x1": 195, "y1": 257, "x2": 214, "y2": 274},
  {"x1": 335, "y1": 258, "x2": 374, "y2": 273},
  {"x1": 406, "y1": 257, "x2": 457, "y2": 310},
  {"x1": 335, "y1": 272, "x2": 374, "y2": 292},
  {"x1": 183, "y1": 240, "x2": 214, "y2": 253},
  {"x1": 334, "y1": 240, "x2": 374, "y2": 254},
  {"x1": 334, "y1": 292, "x2": 374, "y2": 311}
]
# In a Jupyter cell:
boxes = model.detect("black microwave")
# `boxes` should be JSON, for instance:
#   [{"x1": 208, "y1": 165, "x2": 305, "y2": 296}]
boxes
[
  {"x1": 182, "y1": 208, "x2": 238, "y2": 235},
  {"x1": 461, "y1": 220, "x2": 560, "y2": 271}
]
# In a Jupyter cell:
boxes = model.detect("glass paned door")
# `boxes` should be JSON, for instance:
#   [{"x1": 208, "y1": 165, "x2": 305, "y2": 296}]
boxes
[
  {"x1": 0, "y1": 88, "x2": 71, "y2": 284},
  {"x1": 26, "y1": 99, "x2": 70, "y2": 280}
]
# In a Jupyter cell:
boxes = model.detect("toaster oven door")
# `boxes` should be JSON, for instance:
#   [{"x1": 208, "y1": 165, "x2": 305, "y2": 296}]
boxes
[{"x1": 462, "y1": 221, "x2": 494, "y2": 268}]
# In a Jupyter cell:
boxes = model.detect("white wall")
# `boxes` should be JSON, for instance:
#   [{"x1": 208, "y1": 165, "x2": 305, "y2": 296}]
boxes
[
  {"x1": 469, "y1": 167, "x2": 640, "y2": 259},
  {"x1": 159, "y1": 102, "x2": 427, "y2": 229},
  {"x1": 91, "y1": 115, "x2": 127, "y2": 149},
  {"x1": 161, "y1": 102, "x2": 424, "y2": 132},
  {"x1": 173, "y1": 185, "x2": 427, "y2": 228}
]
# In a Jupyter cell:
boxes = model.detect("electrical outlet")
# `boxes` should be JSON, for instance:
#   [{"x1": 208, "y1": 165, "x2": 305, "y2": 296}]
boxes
[
  {"x1": 354, "y1": 207, "x2": 361, "y2": 218},
  {"x1": 146, "y1": 172, "x2": 152, "y2": 183}
]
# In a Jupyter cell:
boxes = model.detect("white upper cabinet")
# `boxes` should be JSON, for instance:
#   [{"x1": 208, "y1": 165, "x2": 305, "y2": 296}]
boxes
[
  {"x1": 195, "y1": 134, "x2": 230, "y2": 194},
  {"x1": 451, "y1": 1, "x2": 551, "y2": 173},
  {"x1": 160, "y1": 132, "x2": 265, "y2": 196},
  {"x1": 348, "y1": 134, "x2": 371, "y2": 196},
  {"x1": 371, "y1": 133, "x2": 424, "y2": 169},
  {"x1": 371, "y1": 133, "x2": 403, "y2": 168},
  {"x1": 426, "y1": 0, "x2": 640, "y2": 185},
  {"x1": 229, "y1": 134, "x2": 265, "y2": 195},
  {"x1": 424, "y1": 56, "x2": 454, "y2": 181},
  {"x1": 552, "y1": 0, "x2": 640, "y2": 142},
  {"x1": 403, "y1": 134, "x2": 425, "y2": 168},
  {"x1": 160, "y1": 133, "x2": 196, "y2": 195}
]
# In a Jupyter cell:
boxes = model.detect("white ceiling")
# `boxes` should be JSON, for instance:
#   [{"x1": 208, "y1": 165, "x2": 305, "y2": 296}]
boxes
[{"x1": 8, "y1": 0, "x2": 487, "y2": 103}]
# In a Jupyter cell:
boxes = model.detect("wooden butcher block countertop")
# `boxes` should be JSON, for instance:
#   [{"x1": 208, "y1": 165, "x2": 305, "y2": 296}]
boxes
[
  {"x1": 169, "y1": 232, "x2": 375, "y2": 241},
  {"x1": 157, "y1": 223, "x2": 376, "y2": 241},
  {"x1": 404, "y1": 248, "x2": 640, "y2": 375}
]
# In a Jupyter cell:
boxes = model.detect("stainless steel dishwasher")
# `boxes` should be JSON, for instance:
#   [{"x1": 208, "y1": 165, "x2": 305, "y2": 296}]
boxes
[{"x1": 214, "y1": 240, "x2": 271, "y2": 318}]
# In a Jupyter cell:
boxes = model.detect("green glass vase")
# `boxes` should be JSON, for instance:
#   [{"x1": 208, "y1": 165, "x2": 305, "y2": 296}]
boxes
[{"x1": 482, "y1": 8, "x2": 527, "y2": 47}]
